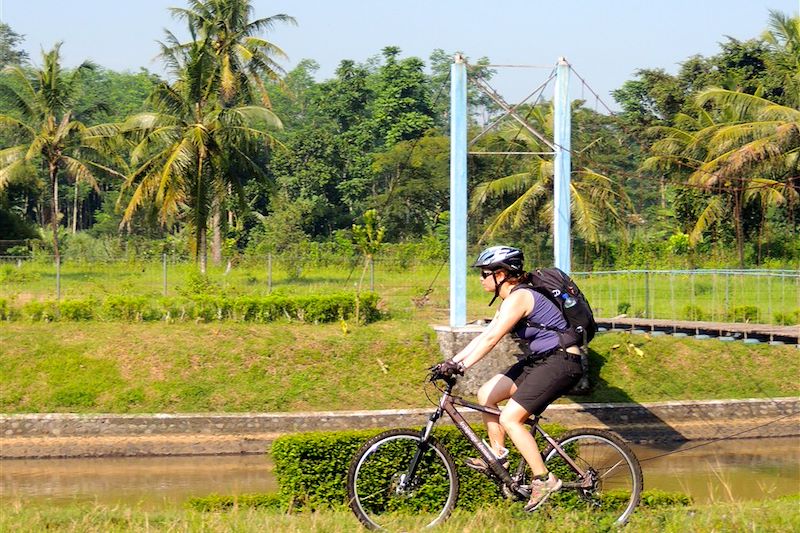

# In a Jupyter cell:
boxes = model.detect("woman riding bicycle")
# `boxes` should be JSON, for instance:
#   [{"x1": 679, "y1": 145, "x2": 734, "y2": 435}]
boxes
[{"x1": 436, "y1": 245, "x2": 583, "y2": 511}]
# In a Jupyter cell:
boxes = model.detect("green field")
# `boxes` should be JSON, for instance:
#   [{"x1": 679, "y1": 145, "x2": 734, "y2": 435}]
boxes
[{"x1": 1, "y1": 496, "x2": 798, "y2": 532}]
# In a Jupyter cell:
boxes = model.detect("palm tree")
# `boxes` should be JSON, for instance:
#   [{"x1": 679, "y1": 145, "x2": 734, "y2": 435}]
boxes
[
  {"x1": 762, "y1": 10, "x2": 800, "y2": 107},
  {"x1": 118, "y1": 41, "x2": 282, "y2": 273},
  {"x1": 471, "y1": 103, "x2": 631, "y2": 250},
  {"x1": 644, "y1": 91, "x2": 798, "y2": 266},
  {"x1": 167, "y1": 0, "x2": 295, "y2": 107},
  {"x1": 0, "y1": 43, "x2": 121, "y2": 260},
  {"x1": 163, "y1": 0, "x2": 295, "y2": 263}
]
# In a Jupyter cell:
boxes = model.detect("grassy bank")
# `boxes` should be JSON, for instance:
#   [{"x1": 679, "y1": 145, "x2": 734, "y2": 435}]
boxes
[
  {"x1": 1, "y1": 321, "x2": 797, "y2": 413},
  {"x1": 1, "y1": 496, "x2": 798, "y2": 532}
]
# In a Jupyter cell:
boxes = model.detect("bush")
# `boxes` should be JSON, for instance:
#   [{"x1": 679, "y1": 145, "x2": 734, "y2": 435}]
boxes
[
  {"x1": 726, "y1": 305, "x2": 760, "y2": 323},
  {"x1": 4, "y1": 293, "x2": 382, "y2": 324},
  {"x1": 102, "y1": 295, "x2": 152, "y2": 321},
  {"x1": 59, "y1": 299, "x2": 95, "y2": 321},
  {"x1": 270, "y1": 425, "x2": 566, "y2": 511},
  {"x1": 681, "y1": 304, "x2": 706, "y2": 321},
  {"x1": 22, "y1": 300, "x2": 57, "y2": 321},
  {"x1": 774, "y1": 309, "x2": 800, "y2": 326}
]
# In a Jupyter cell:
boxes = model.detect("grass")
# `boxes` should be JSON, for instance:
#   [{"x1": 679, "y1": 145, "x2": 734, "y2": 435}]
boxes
[
  {"x1": 0, "y1": 321, "x2": 797, "y2": 413},
  {"x1": 1, "y1": 495, "x2": 798, "y2": 532}
]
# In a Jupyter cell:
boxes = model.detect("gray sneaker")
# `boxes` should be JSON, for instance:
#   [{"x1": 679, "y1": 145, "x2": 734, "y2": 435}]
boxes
[{"x1": 523, "y1": 472, "x2": 562, "y2": 512}]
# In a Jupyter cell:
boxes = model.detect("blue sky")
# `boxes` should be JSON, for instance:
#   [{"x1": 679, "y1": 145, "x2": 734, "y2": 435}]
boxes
[{"x1": 3, "y1": 0, "x2": 798, "y2": 107}]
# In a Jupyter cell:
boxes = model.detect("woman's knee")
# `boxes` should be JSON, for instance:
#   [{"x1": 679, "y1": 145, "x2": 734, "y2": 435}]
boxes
[{"x1": 499, "y1": 401, "x2": 529, "y2": 430}]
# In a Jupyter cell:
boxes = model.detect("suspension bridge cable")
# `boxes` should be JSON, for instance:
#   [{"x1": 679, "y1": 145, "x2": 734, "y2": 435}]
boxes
[{"x1": 638, "y1": 411, "x2": 799, "y2": 463}]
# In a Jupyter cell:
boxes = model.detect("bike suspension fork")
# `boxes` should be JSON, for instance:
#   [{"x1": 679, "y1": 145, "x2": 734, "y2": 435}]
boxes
[{"x1": 398, "y1": 407, "x2": 443, "y2": 490}]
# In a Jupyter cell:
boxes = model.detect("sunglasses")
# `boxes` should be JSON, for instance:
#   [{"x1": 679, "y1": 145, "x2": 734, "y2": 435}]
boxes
[{"x1": 480, "y1": 271, "x2": 494, "y2": 279}]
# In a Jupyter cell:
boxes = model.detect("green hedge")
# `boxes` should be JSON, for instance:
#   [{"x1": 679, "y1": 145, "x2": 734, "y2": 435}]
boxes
[
  {"x1": 270, "y1": 425, "x2": 567, "y2": 512},
  {"x1": 6, "y1": 293, "x2": 380, "y2": 324},
  {"x1": 264, "y1": 427, "x2": 692, "y2": 515}
]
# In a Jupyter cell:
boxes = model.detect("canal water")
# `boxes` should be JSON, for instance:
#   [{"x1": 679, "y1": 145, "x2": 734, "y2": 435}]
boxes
[{"x1": 1, "y1": 437, "x2": 798, "y2": 509}]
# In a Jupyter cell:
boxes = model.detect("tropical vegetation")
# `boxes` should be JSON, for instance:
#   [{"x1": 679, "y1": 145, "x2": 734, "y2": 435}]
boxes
[{"x1": 0, "y1": 5, "x2": 798, "y2": 271}]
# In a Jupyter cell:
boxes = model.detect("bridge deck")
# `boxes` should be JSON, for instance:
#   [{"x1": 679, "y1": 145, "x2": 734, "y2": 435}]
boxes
[{"x1": 596, "y1": 317, "x2": 799, "y2": 344}]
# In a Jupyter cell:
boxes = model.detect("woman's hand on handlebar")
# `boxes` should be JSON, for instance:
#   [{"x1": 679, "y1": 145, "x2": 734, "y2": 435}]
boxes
[{"x1": 430, "y1": 359, "x2": 466, "y2": 379}]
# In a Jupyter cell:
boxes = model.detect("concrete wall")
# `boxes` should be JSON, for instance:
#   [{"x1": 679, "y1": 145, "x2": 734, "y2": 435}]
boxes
[{"x1": 2, "y1": 398, "x2": 797, "y2": 458}]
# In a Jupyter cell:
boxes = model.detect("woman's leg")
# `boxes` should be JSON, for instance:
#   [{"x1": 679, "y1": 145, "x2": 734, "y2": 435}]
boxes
[
  {"x1": 477, "y1": 374, "x2": 516, "y2": 455},
  {"x1": 498, "y1": 400, "x2": 547, "y2": 476}
]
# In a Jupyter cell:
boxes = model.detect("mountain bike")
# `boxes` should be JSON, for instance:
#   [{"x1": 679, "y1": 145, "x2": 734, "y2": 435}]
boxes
[{"x1": 346, "y1": 369, "x2": 643, "y2": 530}]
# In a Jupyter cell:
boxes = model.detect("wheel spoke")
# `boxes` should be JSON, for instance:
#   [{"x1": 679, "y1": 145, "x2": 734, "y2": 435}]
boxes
[
  {"x1": 542, "y1": 429, "x2": 643, "y2": 525},
  {"x1": 347, "y1": 430, "x2": 459, "y2": 530}
]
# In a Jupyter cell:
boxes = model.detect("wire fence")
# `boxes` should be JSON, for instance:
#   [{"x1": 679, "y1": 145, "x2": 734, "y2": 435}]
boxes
[{"x1": 1, "y1": 255, "x2": 798, "y2": 325}]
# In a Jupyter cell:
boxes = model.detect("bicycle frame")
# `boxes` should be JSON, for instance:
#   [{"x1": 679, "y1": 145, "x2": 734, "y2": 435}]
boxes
[{"x1": 401, "y1": 376, "x2": 592, "y2": 499}]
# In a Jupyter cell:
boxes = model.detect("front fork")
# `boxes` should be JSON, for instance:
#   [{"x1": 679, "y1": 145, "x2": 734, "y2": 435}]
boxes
[{"x1": 397, "y1": 405, "x2": 443, "y2": 492}]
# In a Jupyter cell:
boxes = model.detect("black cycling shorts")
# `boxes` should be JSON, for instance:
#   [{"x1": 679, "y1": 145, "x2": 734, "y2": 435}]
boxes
[{"x1": 503, "y1": 350, "x2": 582, "y2": 415}]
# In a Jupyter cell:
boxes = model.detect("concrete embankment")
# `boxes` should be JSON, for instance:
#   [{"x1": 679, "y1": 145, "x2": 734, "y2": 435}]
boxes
[{"x1": 1, "y1": 398, "x2": 798, "y2": 458}]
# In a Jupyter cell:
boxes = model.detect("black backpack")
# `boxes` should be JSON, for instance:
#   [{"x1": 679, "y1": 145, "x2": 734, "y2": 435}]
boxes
[{"x1": 511, "y1": 267, "x2": 597, "y2": 349}]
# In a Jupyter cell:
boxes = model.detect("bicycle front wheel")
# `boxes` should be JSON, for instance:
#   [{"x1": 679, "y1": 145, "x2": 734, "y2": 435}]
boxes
[
  {"x1": 542, "y1": 428, "x2": 643, "y2": 525},
  {"x1": 346, "y1": 428, "x2": 459, "y2": 530}
]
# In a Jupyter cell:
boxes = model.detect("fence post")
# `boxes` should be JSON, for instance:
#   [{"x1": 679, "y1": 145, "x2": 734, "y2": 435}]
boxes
[
  {"x1": 56, "y1": 255, "x2": 61, "y2": 303},
  {"x1": 644, "y1": 270, "x2": 650, "y2": 319},
  {"x1": 267, "y1": 254, "x2": 272, "y2": 294},
  {"x1": 767, "y1": 273, "x2": 772, "y2": 325},
  {"x1": 162, "y1": 253, "x2": 168, "y2": 297}
]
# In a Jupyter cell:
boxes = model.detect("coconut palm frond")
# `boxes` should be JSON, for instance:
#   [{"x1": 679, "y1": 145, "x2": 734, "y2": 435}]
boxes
[
  {"x1": 62, "y1": 156, "x2": 100, "y2": 192},
  {"x1": 470, "y1": 172, "x2": 537, "y2": 206},
  {"x1": 689, "y1": 196, "x2": 725, "y2": 245}
]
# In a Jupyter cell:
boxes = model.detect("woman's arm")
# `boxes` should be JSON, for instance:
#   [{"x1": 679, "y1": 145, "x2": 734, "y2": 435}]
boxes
[{"x1": 451, "y1": 290, "x2": 533, "y2": 370}]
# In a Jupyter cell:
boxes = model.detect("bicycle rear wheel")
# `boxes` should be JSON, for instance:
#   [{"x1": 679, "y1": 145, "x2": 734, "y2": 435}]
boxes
[
  {"x1": 346, "y1": 428, "x2": 459, "y2": 530},
  {"x1": 542, "y1": 428, "x2": 643, "y2": 525}
]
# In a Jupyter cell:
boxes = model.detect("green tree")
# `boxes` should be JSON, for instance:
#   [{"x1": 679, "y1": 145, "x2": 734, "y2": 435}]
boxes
[
  {"x1": 164, "y1": 0, "x2": 295, "y2": 264},
  {"x1": 643, "y1": 90, "x2": 798, "y2": 267},
  {"x1": 0, "y1": 22, "x2": 28, "y2": 68},
  {"x1": 118, "y1": 41, "x2": 282, "y2": 272},
  {"x1": 471, "y1": 102, "x2": 632, "y2": 252},
  {"x1": 0, "y1": 44, "x2": 120, "y2": 259},
  {"x1": 167, "y1": 0, "x2": 295, "y2": 107}
]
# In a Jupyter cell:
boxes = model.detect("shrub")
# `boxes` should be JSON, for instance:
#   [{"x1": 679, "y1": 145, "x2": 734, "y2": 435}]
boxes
[
  {"x1": 617, "y1": 302, "x2": 631, "y2": 315},
  {"x1": 22, "y1": 300, "x2": 57, "y2": 321},
  {"x1": 3, "y1": 293, "x2": 382, "y2": 324},
  {"x1": 102, "y1": 295, "x2": 151, "y2": 321},
  {"x1": 59, "y1": 299, "x2": 96, "y2": 321},
  {"x1": 681, "y1": 304, "x2": 706, "y2": 321},
  {"x1": 270, "y1": 425, "x2": 566, "y2": 511},
  {"x1": 774, "y1": 309, "x2": 800, "y2": 326},
  {"x1": 726, "y1": 305, "x2": 760, "y2": 323}
]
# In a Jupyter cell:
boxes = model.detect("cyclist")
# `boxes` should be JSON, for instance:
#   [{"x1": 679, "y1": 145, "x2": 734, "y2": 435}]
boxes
[{"x1": 435, "y1": 245, "x2": 583, "y2": 511}]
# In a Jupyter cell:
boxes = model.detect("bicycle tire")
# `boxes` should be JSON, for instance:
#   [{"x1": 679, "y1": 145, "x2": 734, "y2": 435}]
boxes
[
  {"x1": 346, "y1": 428, "x2": 459, "y2": 530},
  {"x1": 541, "y1": 428, "x2": 643, "y2": 525}
]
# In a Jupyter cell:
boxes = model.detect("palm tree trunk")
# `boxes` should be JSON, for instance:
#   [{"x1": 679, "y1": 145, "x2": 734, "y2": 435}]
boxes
[
  {"x1": 211, "y1": 205, "x2": 222, "y2": 266},
  {"x1": 50, "y1": 163, "x2": 60, "y2": 262},
  {"x1": 72, "y1": 181, "x2": 79, "y2": 234},
  {"x1": 197, "y1": 221, "x2": 208, "y2": 274}
]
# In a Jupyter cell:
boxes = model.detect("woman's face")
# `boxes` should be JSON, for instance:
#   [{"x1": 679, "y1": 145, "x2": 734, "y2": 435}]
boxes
[{"x1": 479, "y1": 269, "x2": 505, "y2": 293}]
